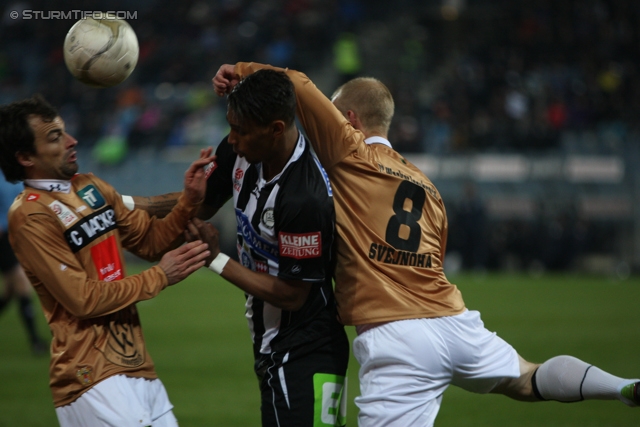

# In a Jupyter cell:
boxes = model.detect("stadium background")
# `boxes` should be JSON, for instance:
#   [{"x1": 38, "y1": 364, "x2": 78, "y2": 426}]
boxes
[
  {"x1": 3, "y1": 0, "x2": 638, "y2": 275},
  {"x1": 1, "y1": 0, "x2": 639, "y2": 426}
]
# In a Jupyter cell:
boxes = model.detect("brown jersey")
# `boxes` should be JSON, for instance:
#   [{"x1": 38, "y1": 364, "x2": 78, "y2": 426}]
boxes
[
  {"x1": 8, "y1": 173, "x2": 199, "y2": 407},
  {"x1": 235, "y1": 63, "x2": 466, "y2": 325}
]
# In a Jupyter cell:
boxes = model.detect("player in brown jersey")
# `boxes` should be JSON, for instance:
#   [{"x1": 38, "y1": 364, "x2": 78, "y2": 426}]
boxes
[
  {"x1": 0, "y1": 95, "x2": 213, "y2": 427},
  {"x1": 213, "y1": 63, "x2": 640, "y2": 426}
]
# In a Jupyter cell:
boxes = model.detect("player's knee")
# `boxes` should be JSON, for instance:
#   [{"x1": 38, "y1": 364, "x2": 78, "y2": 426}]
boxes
[{"x1": 490, "y1": 357, "x2": 541, "y2": 401}]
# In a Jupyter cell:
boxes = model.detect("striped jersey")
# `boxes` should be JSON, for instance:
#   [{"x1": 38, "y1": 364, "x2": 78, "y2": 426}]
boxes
[
  {"x1": 204, "y1": 134, "x2": 342, "y2": 358},
  {"x1": 234, "y1": 62, "x2": 467, "y2": 326}
]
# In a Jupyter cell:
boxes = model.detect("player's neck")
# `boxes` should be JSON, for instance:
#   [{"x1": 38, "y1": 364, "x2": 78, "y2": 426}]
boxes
[
  {"x1": 361, "y1": 128, "x2": 388, "y2": 140},
  {"x1": 262, "y1": 128, "x2": 298, "y2": 181}
]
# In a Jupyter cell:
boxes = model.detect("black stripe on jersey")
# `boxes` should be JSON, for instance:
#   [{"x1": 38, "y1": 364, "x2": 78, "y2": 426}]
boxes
[{"x1": 64, "y1": 207, "x2": 117, "y2": 253}]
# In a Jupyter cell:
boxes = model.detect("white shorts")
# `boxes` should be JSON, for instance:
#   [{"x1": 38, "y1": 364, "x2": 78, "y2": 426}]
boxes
[
  {"x1": 55, "y1": 375, "x2": 178, "y2": 427},
  {"x1": 353, "y1": 310, "x2": 520, "y2": 427}
]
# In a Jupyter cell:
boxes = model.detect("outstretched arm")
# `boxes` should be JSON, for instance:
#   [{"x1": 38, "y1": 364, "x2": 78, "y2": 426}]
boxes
[
  {"x1": 11, "y1": 215, "x2": 210, "y2": 319},
  {"x1": 128, "y1": 192, "x2": 182, "y2": 218},
  {"x1": 125, "y1": 192, "x2": 218, "y2": 220},
  {"x1": 121, "y1": 148, "x2": 219, "y2": 220}
]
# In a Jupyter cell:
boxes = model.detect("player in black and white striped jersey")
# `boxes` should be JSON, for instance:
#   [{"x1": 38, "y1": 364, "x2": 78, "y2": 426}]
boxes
[{"x1": 131, "y1": 69, "x2": 350, "y2": 427}]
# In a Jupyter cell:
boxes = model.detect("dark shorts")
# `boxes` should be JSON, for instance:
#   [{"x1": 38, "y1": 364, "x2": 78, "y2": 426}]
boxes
[
  {"x1": 257, "y1": 330, "x2": 350, "y2": 427},
  {"x1": 0, "y1": 232, "x2": 18, "y2": 273}
]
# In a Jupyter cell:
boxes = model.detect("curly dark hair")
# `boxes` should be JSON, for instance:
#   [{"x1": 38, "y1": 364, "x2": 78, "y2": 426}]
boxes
[
  {"x1": 0, "y1": 94, "x2": 58, "y2": 183},
  {"x1": 227, "y1": 69, "x2": 296, "y2": 128}
]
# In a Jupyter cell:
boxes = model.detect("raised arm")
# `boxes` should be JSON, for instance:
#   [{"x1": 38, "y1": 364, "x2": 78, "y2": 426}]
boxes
[{"x1": 213, "y1": 63, "x2": 363, "y2": 169}]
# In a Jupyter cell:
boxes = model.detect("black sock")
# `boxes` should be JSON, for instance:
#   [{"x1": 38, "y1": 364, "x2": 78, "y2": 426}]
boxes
[
  {"x1": 0, "y1": 296, "x2": 9, "y2": 316},
  {"x1": 18, "y1": 296, "x2": 43, "y2": 344}
]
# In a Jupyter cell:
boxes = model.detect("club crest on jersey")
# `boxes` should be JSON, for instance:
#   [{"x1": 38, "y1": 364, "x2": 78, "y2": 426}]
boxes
[
  {"x1": 76, "y1": 367, "x2": 93, "y2": 385},
  {"x1": 49, "y1": 200, "x2": 79, "y2": 227},
  {"x1": 261, "y1": 208, "x2": 275, "y2": 229},
  {"x1": 77, "y1": 185, "x2": 105, "y2": 209},
  {"x1": 279, "y1": 231, "x2": 322, "y2": 259}
]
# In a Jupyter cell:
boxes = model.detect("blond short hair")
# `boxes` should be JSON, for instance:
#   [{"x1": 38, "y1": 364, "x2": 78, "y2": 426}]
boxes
[{"x1": 331, "y1": 77, "x2": 394, "y2": 135}]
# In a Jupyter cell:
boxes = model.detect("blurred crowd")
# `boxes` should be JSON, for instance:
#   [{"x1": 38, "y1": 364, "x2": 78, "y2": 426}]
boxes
[
  {"x1": 2, "y1": 0, "x2": 638, "y2": 157},
  {"x1": 1, "y1": 0, "x2": 636, "y2": 273},
  {"x1": 0, "y1": 0, "x2": 365, "y2": 161},
  {"x1": 376, "y1": 0, "x2": 640, "y2": 155}
]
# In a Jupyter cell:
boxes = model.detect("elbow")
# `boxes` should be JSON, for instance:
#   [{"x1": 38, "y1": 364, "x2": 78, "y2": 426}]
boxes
[
  {"x1": 64, "y1": 300, "x2": 98, "y2": 319},
  {"x1": 277, "y1": 287, "x2": 310, "y2": 312},
  {"x1": 280, "y1": 297, "x2": 305, "y2": 312}
]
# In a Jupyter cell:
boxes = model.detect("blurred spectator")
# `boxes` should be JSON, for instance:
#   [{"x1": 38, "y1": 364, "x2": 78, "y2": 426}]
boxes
[{"x1": 456, "y1": 182, "x2": 487, "y2": 270}]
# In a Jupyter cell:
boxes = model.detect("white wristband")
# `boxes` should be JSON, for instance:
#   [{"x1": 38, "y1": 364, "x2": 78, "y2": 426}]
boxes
[
  {"x1": 122, "y1": 195, "x2": 134, "y2": 211},
  {"x1": 208, "y1": 253, "x2": 230, "y2": 274}
]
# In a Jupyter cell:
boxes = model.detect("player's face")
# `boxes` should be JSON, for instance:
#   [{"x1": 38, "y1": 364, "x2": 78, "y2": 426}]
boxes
[
  {"x1": 23, "y1": 115, "x2": 79, "y2": 180},
  {"x1": 226, "y1": 111, "x2": 274, "y2": 164}
]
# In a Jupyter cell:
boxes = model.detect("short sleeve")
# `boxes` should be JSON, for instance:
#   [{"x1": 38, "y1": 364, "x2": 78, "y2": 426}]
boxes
[
  {"x1": 275, "y1": 157, "x2": 334, "y2": 282},
  {"x1": 204, "y1": 136, "x2": 235, "y2": 210}
]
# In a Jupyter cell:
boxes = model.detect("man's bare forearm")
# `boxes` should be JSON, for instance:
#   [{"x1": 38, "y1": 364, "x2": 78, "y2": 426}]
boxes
[
  {"x1": 132, "y1": 192, "x2": 181, "y2": 218},
  {"x1": 129, "y1": 191, "x2": 219, "y2": 220}
]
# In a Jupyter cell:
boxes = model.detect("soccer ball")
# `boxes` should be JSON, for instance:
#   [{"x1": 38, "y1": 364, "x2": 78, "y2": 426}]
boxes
[{"x1": 63, "y1": 16, "x2": 139, "y2": 88}]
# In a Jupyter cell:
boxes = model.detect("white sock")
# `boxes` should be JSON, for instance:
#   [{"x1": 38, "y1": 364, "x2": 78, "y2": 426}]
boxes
[{"x1": 533, "y1": 355, "x2": 636, "y2": 403}]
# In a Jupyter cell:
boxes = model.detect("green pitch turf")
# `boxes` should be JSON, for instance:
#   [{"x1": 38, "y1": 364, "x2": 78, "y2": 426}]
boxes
[{"x1": 1, "y1": 267, "x2": 639, "y2": 426}]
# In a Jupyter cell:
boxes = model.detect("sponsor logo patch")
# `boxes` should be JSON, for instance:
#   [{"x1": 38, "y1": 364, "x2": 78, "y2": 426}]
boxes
[
  {"x1": 204, "y1": 160, "x2": 217, "y2": 179},
  {"x1": 48, "y1": 200, "x2": 79, "y2": 227},
  {"x1": 91, "y1": 236, "x2": 123, "y2": 282},
  {"x1": 77, "y1": 185, "x2": 105, "y2": 209},
  {"x1": 64, "y1": 207, "x2": 117, "y2": 253},
  {"x1": 26, "y1": 193, "x2": 40, "y2": 201},
  {"x1": 236, "y1": 210, "x2": 279, "y2": 261},
  {"x1": 233, "y1": 168, "x2": 244, "y2": 192},
  {"x1": 279, "y1": 231, "x2": 322, "y2": 259},
  {"x1": 235, "y1": 168, "x2": 244, "y2": 180},
  {"x1": 255, "y1": 260, "x2": 268, "y2": 273}
]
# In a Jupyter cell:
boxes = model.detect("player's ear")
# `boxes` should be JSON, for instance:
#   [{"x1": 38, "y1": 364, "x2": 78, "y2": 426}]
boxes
[
  {"x1": 16, "y1": 151, "x2": 35, "y2": 168},
  {"x1": 271, "y1": 120, "x2": 285, "y2": 138},
  {"x1": 346, "y1": 110, "x2": 361, "y2": 130}
]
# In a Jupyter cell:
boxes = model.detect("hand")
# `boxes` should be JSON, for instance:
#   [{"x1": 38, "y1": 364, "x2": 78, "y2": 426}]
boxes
[
  {"x1": 185, "y1": 218, "x2": 220, "y2": 265},
  {"x1": 158, "y1": 240, "x2": 210, "y2": 285},
  {"x1": 183, "y1": 147, "x2": 215, "y2": 205},
  {"x1": 212, "y1": 64, "x2": 240, "y2": 97}
]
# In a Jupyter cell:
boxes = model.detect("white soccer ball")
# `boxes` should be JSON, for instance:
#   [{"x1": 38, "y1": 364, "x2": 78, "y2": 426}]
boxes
[{"x1": 63, "y1": 16, "x2": 139, "y2": 88}]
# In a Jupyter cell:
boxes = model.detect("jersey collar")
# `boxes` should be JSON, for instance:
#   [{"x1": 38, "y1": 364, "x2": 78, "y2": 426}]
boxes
[
  {"x1": 260, "y1": 132, "x2": 306, "y2": 184},
  {"x1": 24, "y1": 179, "x2": 72, "y2": 193},
  {"x1": 365, "y1": 136, "x2": 392, "y2": 148}
]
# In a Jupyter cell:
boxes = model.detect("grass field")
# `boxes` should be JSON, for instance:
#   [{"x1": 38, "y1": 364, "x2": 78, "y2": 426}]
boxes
[{"x1": 1, "y1": 267, "x2": 639, "y2": 426}]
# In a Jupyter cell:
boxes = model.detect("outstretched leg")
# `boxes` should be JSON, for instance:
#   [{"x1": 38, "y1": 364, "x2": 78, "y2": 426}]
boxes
[{"x1": 492, "y1": 355, "x2": 639, "y2": 406}]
